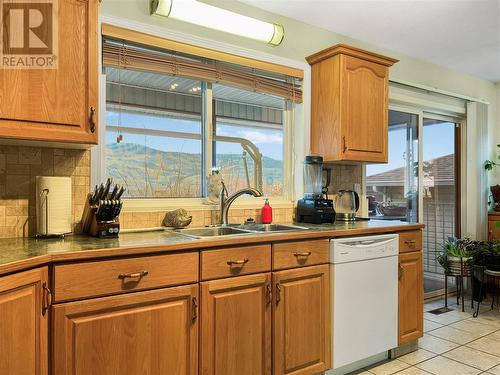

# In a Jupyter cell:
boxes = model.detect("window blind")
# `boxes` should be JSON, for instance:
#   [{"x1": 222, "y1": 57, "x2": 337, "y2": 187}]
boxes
[{"x1": 102, "y1": 38, "x2": 303, "y2": 103}]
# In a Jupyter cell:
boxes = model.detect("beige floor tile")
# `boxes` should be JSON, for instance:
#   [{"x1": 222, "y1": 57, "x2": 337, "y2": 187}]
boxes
[
  {"x1": 473, "y1": 315, "x2": 500, "y2": 329},
  {"x1": 424, "y1": 319, "x2": 443, "y2": 333},
  {"x1": 416, "y1": 356, "x2": 481, "y2": 375},
  {"x1": 466, "y1": 336, "x2": 500, "y2": 356},
  {"x1": 443, "y1": 346, "x2": 500, "y2": 371},
  {"x1": 423, "y1": 311, "x2": 471, "y2": 325},
  {"x1": 428, "y1": 325, "x2": 484, "y2": 344},
  {"x1": 395, "y1": 367, "x2": 433, "y2": 375},
  {"x1": 398, "y1": 349, "x2": 436, "y2": 365},
  {"x1": 366, "y1": 359, "x2": 410, "y2": 375},
  {"x1": 418, "y1": 334, "x2": 460, "y2": 354},
  {"x1": 449, "y1": 319, "x2": 498, "y2": 335},
  {"x1": 487, "y1": 363, "x2": 500, "y2": 375},
  {"x1": 488, "y1": 330, "x2": 500, "y2": 340}
]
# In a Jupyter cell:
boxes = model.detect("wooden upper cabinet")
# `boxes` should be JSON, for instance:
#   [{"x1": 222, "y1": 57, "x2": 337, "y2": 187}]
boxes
[
  {"x1": 306, "y1": 44, "x2": 398, "y2": 163},
  {"x1": 398, "y1": 250, "x2": 424, "y2": 345},
  {"x1": 273, "y1": 264, "x2": 331, "y2": 375},
  {"x1": 200, "y1": 273, "x2": 272, "y2": 375},
  {"x1": 52, "y1": 284, "x2": 199, "y2": 375},
  {"x1": 0, "y1": 267, "x2": 49, "y2": 375},
  {"x1": 0, "y1": 0, "x2": 99, "y2": 144}
]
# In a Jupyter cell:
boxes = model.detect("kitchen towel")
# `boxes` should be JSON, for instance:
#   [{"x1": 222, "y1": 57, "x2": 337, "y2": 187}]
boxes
[{"x1": 36, "y1": 176, "x2": 72, "y2": 235}]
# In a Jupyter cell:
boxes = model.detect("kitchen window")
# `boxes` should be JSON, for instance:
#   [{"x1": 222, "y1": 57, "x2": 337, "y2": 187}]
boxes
[{"x1": 99, "y1": 37, "x2": 301, "y2": 201}]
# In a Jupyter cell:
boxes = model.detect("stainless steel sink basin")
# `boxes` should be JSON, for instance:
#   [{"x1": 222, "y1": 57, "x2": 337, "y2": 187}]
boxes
[
  {"x1": 176, "y1": 226, "x2": 249, "y2": 237},
  {"x1": 238, "y1": 224, "x2": 309, "y2": 232}
]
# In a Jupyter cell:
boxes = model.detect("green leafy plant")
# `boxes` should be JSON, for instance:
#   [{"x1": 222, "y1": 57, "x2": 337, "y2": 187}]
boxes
[
  {"x1": 485, "y1": 144, "x2": 500, "y2": 171},
  {"x1": 437, "y1": 237, "x2": 475, "y2": 273}
]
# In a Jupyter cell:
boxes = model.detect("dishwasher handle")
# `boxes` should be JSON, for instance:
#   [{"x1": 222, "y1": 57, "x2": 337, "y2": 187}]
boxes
[{"x1": 337, "y1": 238, "x2": 396, "y2": 248}]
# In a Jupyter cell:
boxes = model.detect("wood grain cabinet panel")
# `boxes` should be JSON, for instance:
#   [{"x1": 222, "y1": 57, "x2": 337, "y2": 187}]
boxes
[
  {"x1": 272, "y1": 239, "x2": 329, "y2": 270},
  {"x1": 273, "y1": 264, "x2": 331, "y2": 375},
  {"x1": 53, "y1": 251, "x2": 199, "y2": 301},
  {"x1": 0, "y1": 267, "x2": 48, "y2": 375},
  {"x1": 306, "y1": 44, "x2": 397, "y2": 163},
  {"x1": 52, "y1": 284, "x2": 198, "y2": 375},
  {"x1": 0, "y1": 0, "x2": 99, "y2": 144},
  {"x1": 201, "y1": 245, "x2": 271, "y2": 280},
  {"x1": 200, "y1": 273, "x2": 272, "y2": 375},
  {"x1": 398, "y1": 251, "x2": 424, "y2": 344},
  {"x1": 399, "y1": 230, "x2": 423, "y2": 253},
  {"x1": 488, "y1": 212, "x2": 500, "y2": 242}
]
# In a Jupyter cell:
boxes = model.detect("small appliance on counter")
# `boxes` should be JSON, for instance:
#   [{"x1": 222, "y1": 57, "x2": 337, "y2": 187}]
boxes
[
  {"x1": 332, "y1": 190, "x2": 360, "y2": 222},
  {"x1": 81, "y1": 178, "x2": 125, "y2": 238},
  {"x1": 35, "y1": 176, "x2": 72, "y2": 239},
  {"x1": 296, "y1": 155, "x2": 335, "y2": 224}
]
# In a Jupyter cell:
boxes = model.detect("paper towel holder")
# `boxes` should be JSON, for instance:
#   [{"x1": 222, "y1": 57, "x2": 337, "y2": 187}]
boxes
[{"x1": 35, "y1": 188, "x2": 67, "y2": 240}]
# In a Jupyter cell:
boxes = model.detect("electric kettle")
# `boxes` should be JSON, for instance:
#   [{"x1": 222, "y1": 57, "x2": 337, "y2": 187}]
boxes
[{"x1": 333, "y1": 190, "x2": 360, "y2": 221}]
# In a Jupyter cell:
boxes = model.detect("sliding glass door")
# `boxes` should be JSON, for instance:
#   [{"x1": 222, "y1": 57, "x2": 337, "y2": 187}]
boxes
[
  {"x1": 367, "y1": 109, "x2": 462, "y2": 297},
  {"x1": 422, "y1": 116, "x2": 460, "y2": 295}
]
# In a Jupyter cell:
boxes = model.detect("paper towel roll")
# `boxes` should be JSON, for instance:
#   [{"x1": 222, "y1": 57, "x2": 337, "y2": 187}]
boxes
[{"x1": 36, "y1": 176, "x2": 72, "y2": 235}]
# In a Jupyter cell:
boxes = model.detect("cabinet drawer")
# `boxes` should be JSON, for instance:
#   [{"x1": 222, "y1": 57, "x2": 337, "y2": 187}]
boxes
[
  {"x1": 201, "y1": 245, "x2": 271, "y2": 280},
  {"x1": 53, "y1": 252, "x2": 198, "y2": 302},
  {"x1": 399, "y1": 230, "x2": 422, "y2": 253},
  {"x1": 273, "y1": 239, "x2": 330, "y2": 270}
]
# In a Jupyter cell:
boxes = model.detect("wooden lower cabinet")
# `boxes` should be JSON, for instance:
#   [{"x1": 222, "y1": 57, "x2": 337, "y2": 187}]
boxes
[
  {"x1": 0, "y1": 267, "x2": 49, "y2": 375},
  {"x1": 200, "y1": 273, "x2": 272, "y2": 375},
  {"x1": 488, "y1": 212, "x2": 500, "y2": 242},
  {"x1": 398, "y1": 251, "x2": 424, "y2": 344},
  {"x1": 273, "y1": 264, "x2": 331, "y2": 375},
  {"x1": 52, "y1": 283, "x2": 198, "y2": 375}
]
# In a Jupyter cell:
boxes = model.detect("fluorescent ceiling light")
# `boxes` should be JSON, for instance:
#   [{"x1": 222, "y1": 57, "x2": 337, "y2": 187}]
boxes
[{"x1": 150, "y1": 0, "x2": 284, "y2": 46}]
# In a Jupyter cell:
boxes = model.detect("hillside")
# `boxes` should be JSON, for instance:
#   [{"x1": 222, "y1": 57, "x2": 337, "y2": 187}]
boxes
[{"x1": 106, "y1": 143, "x2": 283, "y2": 197}]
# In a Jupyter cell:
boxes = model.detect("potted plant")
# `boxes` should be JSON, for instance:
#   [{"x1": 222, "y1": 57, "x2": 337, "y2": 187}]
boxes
[
  {"x1": 485, "y1": 144, "x2": 500, "y2": 211},
  {"x1": 437, "y1": 237, "x2": 474, "y2": 276}
]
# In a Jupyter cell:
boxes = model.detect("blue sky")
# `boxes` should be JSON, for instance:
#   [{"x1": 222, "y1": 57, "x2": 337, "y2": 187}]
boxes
[{"x1": 367, "y1": 122, "x2": 455, "y2": 176}]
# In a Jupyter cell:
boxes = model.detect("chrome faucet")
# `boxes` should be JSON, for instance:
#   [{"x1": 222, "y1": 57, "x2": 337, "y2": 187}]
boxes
[{"x1": 219, "y1": 181, "x2": 263, "y2": 225}]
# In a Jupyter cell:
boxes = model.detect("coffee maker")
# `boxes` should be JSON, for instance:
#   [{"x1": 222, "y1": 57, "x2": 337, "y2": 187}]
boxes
[{"x1": 296, "y1": 155, "x2": 336, "y2": 224}]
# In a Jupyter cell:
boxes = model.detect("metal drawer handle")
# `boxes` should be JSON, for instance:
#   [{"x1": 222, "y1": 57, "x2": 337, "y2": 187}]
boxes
[
  {"x1": 118, "y1": 270, "x2": 149, "y2": 280},
  {"x1": 227, "y1": 258, "x2": 249, "y2": 266},
  {"x1": 294, "y1": 251, "x2": 312, "y2": 257},
  {"x1": 42, "y1": 282, "x2": 52, "y2": 316},
  {"x1": 89, "y1": 106, "x2": 96, "y2": 133},
  {"x1": 404, "y1": 240, "x2": 416, "y2": 245}
]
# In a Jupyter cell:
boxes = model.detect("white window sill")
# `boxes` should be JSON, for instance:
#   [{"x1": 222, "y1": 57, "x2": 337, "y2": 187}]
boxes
[{"x1": 121, "y1": 197, "x2": 294, "y2": 213}]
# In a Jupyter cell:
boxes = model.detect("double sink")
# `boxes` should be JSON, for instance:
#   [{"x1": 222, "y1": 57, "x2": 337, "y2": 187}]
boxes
[{"x1": 175, "y1": 223, "x2": 309, "y2": 238}]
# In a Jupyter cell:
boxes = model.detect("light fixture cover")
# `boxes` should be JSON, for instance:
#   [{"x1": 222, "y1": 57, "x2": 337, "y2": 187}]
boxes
[{"x1": 151, "y1": 0, "x2": 284, "y2": 46}]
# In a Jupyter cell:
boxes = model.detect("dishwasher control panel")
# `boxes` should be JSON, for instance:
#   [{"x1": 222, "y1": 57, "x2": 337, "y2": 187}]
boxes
[{"x1": 330, "y1": 234, "x2": 399, "y2": 263}]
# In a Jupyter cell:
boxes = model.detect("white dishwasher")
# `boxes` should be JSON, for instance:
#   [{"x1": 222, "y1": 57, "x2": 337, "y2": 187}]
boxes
[{"x1": 330, "y1": 234, "x2": 399, "y2": 371}]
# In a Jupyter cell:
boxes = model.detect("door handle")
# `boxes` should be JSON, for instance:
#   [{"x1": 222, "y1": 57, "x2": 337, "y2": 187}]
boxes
[
  {"x1": 276, "y1": 283, "x2": 281, "y2": 304},
  {"x1": 265, "y1": 284, "x2": 272, "y2": 305},
  {"x1": 192, "y1": 296, "x2": 198, "y2": 322},
  {"x1": 343, "y1": 136, "x2": 348, "y2": 153},
  {"x1": 42, "y1": 282, "x2": 52, "y2": 316},
  {"x1": 118, "y1": 270, "x2": 149, "y2": 280},
  {"x1": 227, "y1": 258, "x2": 249, "y2": 266},
  {"x1": 89, "y1": 106, "x2": 96, "y2": 133},
  {"x1": 398, "y1": 264, "x2": 403, "y2": 280}
]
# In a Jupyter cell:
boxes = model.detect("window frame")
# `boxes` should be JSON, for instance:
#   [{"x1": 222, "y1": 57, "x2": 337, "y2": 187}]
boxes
[{"x1": 92, "y1": 19, "x2": 305, "y2": 211}]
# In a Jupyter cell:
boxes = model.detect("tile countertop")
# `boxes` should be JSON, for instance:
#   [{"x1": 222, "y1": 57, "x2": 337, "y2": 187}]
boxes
[{"x1": 0, "y1": 220, "x2": 424, "y2": 276}]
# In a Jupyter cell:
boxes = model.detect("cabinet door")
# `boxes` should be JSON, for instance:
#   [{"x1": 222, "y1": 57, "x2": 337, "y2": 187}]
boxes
[
  {"x1": 0, "y1": 267, "x2": 48, "y2": 375},
  {"x1": 52, "y1": 284, "x2": 198, "y2": 375},
  {"x1": 200, "y1": 273, "x2": 271, "y2": 375},
  {"x1": 488, "y1": 219, "x2": 500, "y2": 242},
  {"x1": 273, "y1": 265, "x2": 331, "y2": 375},
  {"x1": 399, "y1": 251, "x2": 424, "y2": 344},
  {"x1": 0, "y1": 0, "x2": 98, "y2": 144},
  {"x1": 341, "y1": 55, "x2": 389, "y2": 162}
]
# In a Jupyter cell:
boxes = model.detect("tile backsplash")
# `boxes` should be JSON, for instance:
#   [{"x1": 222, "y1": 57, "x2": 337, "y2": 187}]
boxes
[
  {"x1": 0, "y1": 145, "x2": 90, "y2": 238},
  {"x1": 0, "y1": 145, "x2": 362, "y2": 238}
]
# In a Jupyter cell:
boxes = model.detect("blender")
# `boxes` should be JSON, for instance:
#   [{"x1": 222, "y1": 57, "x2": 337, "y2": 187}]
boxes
[{"x1": 296, "y1": 155, "x2": 336, "y2": 224}]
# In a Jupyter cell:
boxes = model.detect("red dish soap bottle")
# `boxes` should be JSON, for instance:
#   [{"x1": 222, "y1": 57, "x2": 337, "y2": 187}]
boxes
[{"x1": 261, "y1": 198, "x2": 273, "y2": 224}]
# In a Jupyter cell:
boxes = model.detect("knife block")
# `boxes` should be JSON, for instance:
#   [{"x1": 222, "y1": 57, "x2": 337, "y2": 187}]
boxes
[{"x1": 81, "y1": 193, "x2": 121, "y2": 238}]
